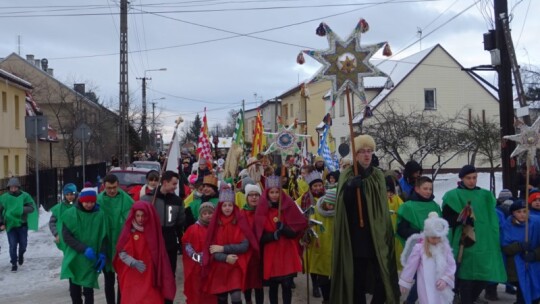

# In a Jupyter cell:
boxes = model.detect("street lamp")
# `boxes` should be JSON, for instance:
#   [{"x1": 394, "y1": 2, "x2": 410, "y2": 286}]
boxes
[{"x1": 138, "y1": 68, "x2": 167, "y2": 150}]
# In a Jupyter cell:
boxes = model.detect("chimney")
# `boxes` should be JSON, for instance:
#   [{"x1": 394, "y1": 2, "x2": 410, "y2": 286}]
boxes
[
  {"x1": 34, "y1": 59, "x2": 40, "y2": 67},
  {"x1": 26, "y1": 54, "x2": 34, "y2": 63},
  {"x1": 47, "y1": 68, "x2": 54, "y2": 76},
  {"x1": 40, "y1": 58, "x2": 48, "y2": 71},
  {"x1": 74, "y1": 83, "x2": 85, "y2": 95}
]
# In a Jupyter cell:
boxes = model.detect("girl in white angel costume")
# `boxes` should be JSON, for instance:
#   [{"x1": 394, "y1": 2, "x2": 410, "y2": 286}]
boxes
[{"x1": 399, "y1": 212, "x2": 456, "y2": 304}]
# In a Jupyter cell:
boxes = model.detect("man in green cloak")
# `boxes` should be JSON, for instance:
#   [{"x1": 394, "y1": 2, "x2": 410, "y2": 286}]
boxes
[
  {"x1": 330, "y1": 135, "x2": 400, "y2": 304},
  {"x1": 442, "y1": 165, "x2": 506, "y2": 304},
  {"x1": 98, "y1": 174, "x2": 134, "y2": 304},
  {"x1": 0, "y1": 177, "x2": 38, "y2": 272}
]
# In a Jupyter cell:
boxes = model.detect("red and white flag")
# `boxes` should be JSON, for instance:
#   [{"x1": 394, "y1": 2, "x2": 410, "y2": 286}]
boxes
[{"x1": 196, "y1": 108, "x2": 213, "y2": 168}]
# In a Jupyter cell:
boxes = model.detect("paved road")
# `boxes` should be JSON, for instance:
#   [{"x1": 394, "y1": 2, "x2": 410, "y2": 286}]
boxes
[{"x1": 1, "y1": 253, "x2": 518, "y2": 303}]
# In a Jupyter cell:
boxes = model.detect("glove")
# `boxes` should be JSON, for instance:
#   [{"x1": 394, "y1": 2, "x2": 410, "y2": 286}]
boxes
[
  {"x1": 94, "y1": 253, "x2": 106, "y2": 273},
  {"x1": 522, "y1": 251, "x2": 536, "y2": 263},
  {"x1": 131, "y1": 260, "x2": 146, "y2": 273},
  {"x1": 275, "y1": 221, "x2": 284, "y2": 231},
  {"x1": 347, "y1": 176, "x2": 363, "y2": 188},
  {"x1": 436, "y1": 279, "x2": 447, "y2": 290},
  {"x1": 273, "y1": 230, "x2": 281, "y2": 241},
  {"x1": 84, "y1": 247, "x2": 96, "y2": 261}
]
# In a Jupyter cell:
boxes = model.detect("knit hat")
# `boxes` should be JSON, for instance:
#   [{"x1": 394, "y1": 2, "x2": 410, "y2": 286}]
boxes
[
  {"x1": 323, "y1": 188, "x2": 337, "y2": 205},
  {"x1": 459, "y1": 165, "x2": 476, "y2": 179},
  {"x1": 79, "y1": 187, "x2": 97, "y2": 203},
  {"x1": 265, "y1": 175, "x2": 281, "y2": 189},
  {"x1": 219, "y1": 188, "x2": 235, "y2": 203},
  {"x1": 529, "y1": 189, "x2": 540, "y2": 204},
  {"x1": 305, "y1": 171, "x2": 323, "y2": 187},
  {"x1": 63, "y1": 183, "x2": 78, "y2": 195},
  {"x1": 7, "y1": 177, "x2": 20, "y2": 188},
  {"x1": 498, "y1": 189, "x2": 513, "y2": 200},
  {"x1": 353, "y1": 134, "x2": 376, "y2": 152},
  {"x1": 423, "y1": 212, "x2": 449, "y2": 238},
  {"x1": 403, "y1": 161, "x2": 422, "y2": 179},
  {"x1": 510, "y1": 199, "x2": 526, "y2": 214},
  {"x1": 199, "y1": 202, "x2": 215, "y2": 215},
  {"x1": 245, "y1": 184, "x2": 262, "y2": 198}
]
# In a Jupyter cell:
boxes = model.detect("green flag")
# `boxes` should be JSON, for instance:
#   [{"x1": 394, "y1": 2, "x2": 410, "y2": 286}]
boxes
[{"x1": 232, "y1": 109, "x2": 244, "y2": 145}]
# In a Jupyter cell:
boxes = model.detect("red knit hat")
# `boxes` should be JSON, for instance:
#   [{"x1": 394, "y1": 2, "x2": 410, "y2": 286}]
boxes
[{"x1": 528, "y1": 191, "x2": 540, "y2": 204}]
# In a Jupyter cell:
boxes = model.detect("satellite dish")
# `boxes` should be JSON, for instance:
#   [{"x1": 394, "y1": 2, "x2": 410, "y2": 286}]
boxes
[{"x1": 338, "y1": 143, "x2": 350, "y2": 157}]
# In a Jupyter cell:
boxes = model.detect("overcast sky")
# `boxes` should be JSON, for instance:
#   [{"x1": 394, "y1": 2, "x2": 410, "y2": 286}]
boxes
[{"x1": 0, "y1": 0, "x2": 537, "y2": 142}]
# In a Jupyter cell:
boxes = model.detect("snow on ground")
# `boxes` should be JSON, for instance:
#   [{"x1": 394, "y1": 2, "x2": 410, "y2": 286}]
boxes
[{"x1": 0, "y1": 173, "x2": 510, "y2": 303}]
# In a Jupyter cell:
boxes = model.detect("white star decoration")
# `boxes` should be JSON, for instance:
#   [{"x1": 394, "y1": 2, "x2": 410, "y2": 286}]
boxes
[
  {"x1": 503, "y1": 117, "x2": 540, "y2": 163},
  {"x1": 302, "y1": 20, "x2": 391, "y2": 103}
]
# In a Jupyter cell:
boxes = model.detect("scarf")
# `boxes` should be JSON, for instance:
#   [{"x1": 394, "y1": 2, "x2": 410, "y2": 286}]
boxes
[{"x1": 132, "y1": 220, "x2": 144, "y2": 232}]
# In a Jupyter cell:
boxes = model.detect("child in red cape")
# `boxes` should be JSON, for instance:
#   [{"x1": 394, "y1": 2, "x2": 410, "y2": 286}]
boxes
[
  {"x1": 241, "y1": 183, "x2": 265, "y2": 304},
  {"x1": 113, "y1": 201, "x2": 176, "y2": 304},
  {"x1": 182, "y1": 202, "x2": 217, "y2": 304},
  {"x1": 253, "y1": 175, "x2": 308, "y2": 304},
  {"x1": 202, "y1": 188, "x2": 259, "y2": 304}
]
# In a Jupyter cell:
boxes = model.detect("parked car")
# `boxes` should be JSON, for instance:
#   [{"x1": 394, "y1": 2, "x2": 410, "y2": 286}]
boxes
[
  {"x1": 132, "y1": 161, "x2": 161, "y2": 172},
  {"x1": 103, "y1": 167, "x2": 153, "y2": 199}
]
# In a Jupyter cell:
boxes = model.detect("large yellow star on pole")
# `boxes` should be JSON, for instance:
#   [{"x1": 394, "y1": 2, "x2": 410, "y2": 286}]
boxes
[
  {"x1": 301, "y1": 20, "x2": 391, "y2": 103},
  {"x1": 503, "y1": 117, "x2": 540, "y2": 163}
]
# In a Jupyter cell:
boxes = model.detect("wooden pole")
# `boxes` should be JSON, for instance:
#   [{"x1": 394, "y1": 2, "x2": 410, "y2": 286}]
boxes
[
  {"x1": 525, "y1": 159, "x2": 530, "y2": 248},
  {"x1": 345, "y1": 87, "x2": 364, "y2": 227}
]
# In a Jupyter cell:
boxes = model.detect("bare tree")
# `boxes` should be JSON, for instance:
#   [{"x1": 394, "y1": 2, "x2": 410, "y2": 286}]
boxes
[
  {"x1": 365, "y1": 101, "x2": 462, "y2": 178},
  {"x1": 459, "y1": 116, "x2": 502, "y2": 193}
]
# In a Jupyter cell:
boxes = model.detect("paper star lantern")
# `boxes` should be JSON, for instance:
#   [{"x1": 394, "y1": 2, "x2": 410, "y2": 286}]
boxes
[
  {"x1": 300, "y1": 19, "x2": 391, "y2": 103},
  {"x1": 263, "y1": 119, "x2": 310, "y2": 163},
  {"x1": 503, "y1": 117, "x2": 540, "y2": 163}
]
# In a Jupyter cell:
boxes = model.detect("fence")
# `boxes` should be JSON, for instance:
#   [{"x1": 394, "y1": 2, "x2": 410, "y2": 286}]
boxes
[{"x1": 0, "y1": 162, "x2": 107, "y2": 211}]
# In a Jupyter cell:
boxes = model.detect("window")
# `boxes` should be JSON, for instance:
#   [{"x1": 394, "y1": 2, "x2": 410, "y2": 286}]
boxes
[
  {"x1": 2, "y1": 91, "x2": 6, "y2": 112},
  {"x1": 339, "y1": 96, "x2": 345, "y2": 117},
  {"x1": 424, "y1": 89, "x2": 436, "y2": 110},
  {"x1": 14, "y1": 95, "x2": 20, "y2": 129},
  {"x1": 290, "y1": 104, "x2": 294, "y2": 118},
  {"x1": 14, "y1": 155, "x2": 19, "y2": 175},
  {"x1": 282, "y1": 104, "x2": 288, "y2": 119},
  {"x1": 3, "y1": 155, "x2": 8, "y2": 177},
  {"x1": 340, "y1": 136, "x2": 346, "y2": 144}
]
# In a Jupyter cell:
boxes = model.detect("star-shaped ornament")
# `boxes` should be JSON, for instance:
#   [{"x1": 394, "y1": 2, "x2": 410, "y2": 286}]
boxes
[
  {"x1": 503, "y1": 117, "x2": 540, "y2": 163},
  {"x1": 302, "y1": 20, "x2": 391, "y2": 103},
  {"x1": 263, "y1": 118, "x2": 310, "y2": 163}
]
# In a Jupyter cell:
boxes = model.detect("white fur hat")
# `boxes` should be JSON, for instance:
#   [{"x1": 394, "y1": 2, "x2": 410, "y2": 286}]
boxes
[
  {"x1": 245, "y1": 184, "x2": 262, "y2": 198},
  {"x1": 423, "y1": 212, "x2": 449, "y2": 237}
]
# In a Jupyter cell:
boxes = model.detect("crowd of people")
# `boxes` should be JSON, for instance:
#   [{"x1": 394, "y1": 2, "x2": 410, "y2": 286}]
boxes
[{"x1": 1, "y1": 134, "x2": 540, "y2": 304}]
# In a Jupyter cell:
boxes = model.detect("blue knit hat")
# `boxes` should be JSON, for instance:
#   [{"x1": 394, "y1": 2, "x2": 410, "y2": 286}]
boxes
[
  {"x1": 459, "y1": 165, "x2": 476, "y2": 178},
  {"x1": 63, "y1": 183, "x2": 78, "y2": 195},
  {"x1": 79, "y1": 187, "x2": 97, "y2": 203}
]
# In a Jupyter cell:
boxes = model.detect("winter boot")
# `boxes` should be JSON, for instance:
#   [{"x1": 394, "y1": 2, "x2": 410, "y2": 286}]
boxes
[
  {"x1": 483, "y1": 284, "x2": 499, "y2": 301},
  {"x1": 11, "y1": 264, "x2": 17, "y2": 272}
]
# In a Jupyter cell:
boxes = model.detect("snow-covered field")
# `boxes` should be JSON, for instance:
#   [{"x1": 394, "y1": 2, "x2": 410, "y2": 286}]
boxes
[{"x1": 0, "y1": 173, "x2": 516, "y2": 303}]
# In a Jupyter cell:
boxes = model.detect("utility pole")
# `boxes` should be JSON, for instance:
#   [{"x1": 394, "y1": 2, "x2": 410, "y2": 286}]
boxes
[
  {"x1": 151, "y1": 101, "x2": 157, "y2": 149},
  {"x1": 119, "y1": 0, "x2": 129, "y2": 167},
  {"x1": 137, "y1": 76, "x2": 150, "y2": 149},
  {"x1": 494, "y1": 0, "x2": 517, "y2": 194}
]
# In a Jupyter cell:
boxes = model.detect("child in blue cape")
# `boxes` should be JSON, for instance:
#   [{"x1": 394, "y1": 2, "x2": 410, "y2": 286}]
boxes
[{"x1": 502, "y1": 200, "x2": 540, "y2": 304}]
